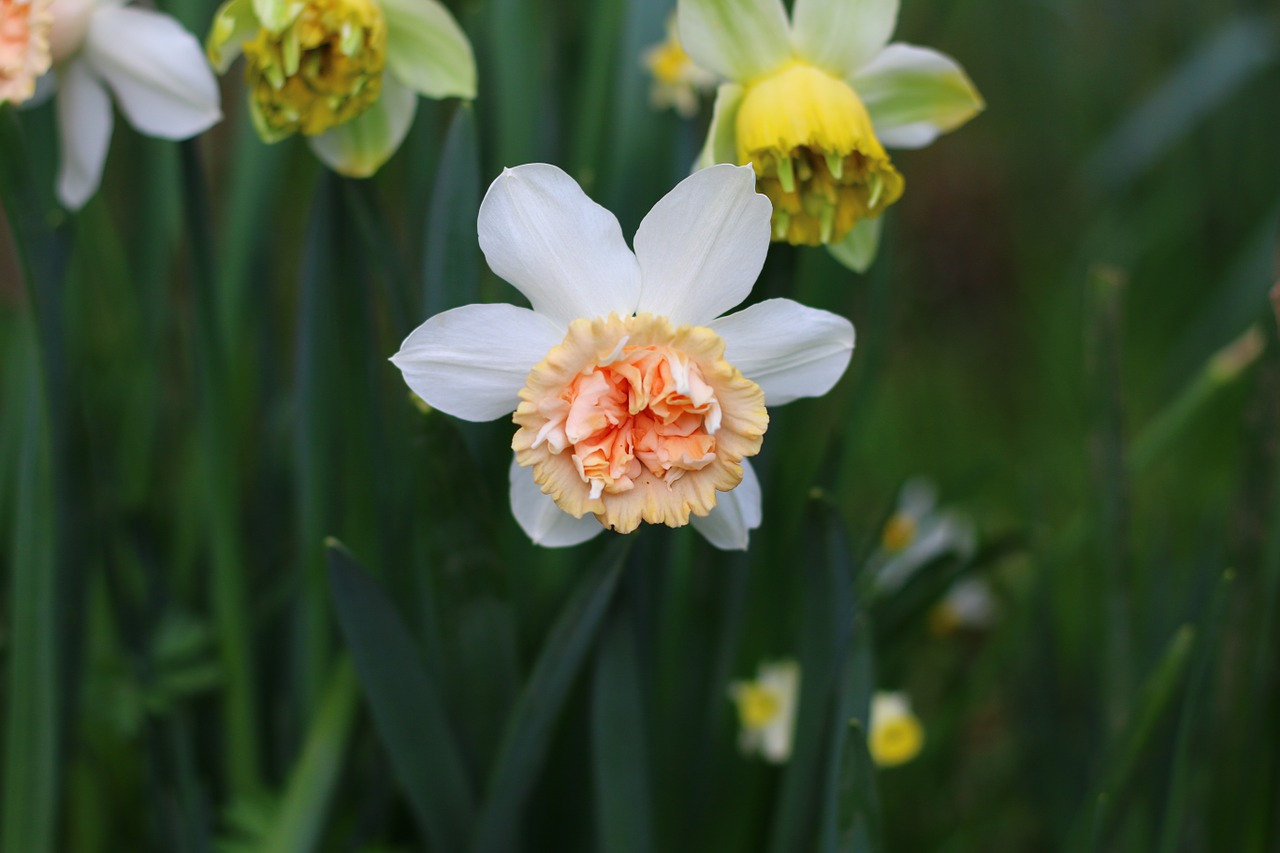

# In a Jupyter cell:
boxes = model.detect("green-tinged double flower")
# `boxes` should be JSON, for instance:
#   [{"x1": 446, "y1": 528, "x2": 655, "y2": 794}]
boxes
[
  {"x1": 680, "y1": 0, "x2": 984, "y2": 269},
  {"x1": 207, "y1": 0, "x2": 475, "y2": 176}
]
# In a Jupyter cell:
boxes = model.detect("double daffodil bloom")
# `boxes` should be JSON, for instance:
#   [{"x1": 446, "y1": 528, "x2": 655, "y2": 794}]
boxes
[
  {"x1": 869, "y1": 690, "x2": 924, "y2": 767},
  {"x1": 729, "y1": 659, "x2": 799, "y2": 763},
  {"x1": 2, "y1": 0, "x2": 221, "y2": 209},
  {"x1": 207, "y1": 0, "x2": 475, "y2": 177},
  {"x1": 680, "y1": 0, "x2": 983, "y2": 267},
  {"x1": 392, "y1": 164, "x2": 855, "y2": 550}
]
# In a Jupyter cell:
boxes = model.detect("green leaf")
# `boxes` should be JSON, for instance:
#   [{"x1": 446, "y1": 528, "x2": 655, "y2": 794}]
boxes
[
  {"x1": 833, "y1": 721, "x2": 883, "y2": 853},
  {"x1": 822, "y1": 615, "x2": 878, "y2": 853},
  {"x1": 471, "y1": 538, "x2": 629, "y2": 853},
  {"x1": 327, "y1": 540, "x2": 477, "y2": 851},
  {"x1": 423, "y1": 104, "x2": 481, "y2": 319}
]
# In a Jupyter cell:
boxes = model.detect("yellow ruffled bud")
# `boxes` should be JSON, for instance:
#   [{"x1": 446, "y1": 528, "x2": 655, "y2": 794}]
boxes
[
  {"x1": 242, "y1": 0, "x2": 387, "y2": 139},
  {"x1": 736, "y1": 62, "x2": 903, "y2": 246}
]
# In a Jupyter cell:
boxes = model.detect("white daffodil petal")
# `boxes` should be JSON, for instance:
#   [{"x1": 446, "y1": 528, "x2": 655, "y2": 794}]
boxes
[
  {"x1": 308, "y1": 74, "x2": 417, "y2": 177},
  {"x1": 791, "y1": 0, "x2": 899, "y2": 79},
  {"x1": 709, "y1": 298, "x2": 855, "y2": 405},
  {"x1": 477, "y1": 163, "x2": 641, "y2": 327},
  {"x1": 694, "y1": 82, "x2": 744, "y2": 170},
  {"x1": 509, "y1": 456, "x2": 606, "y2": 547},
  {"x1": 677, "y1": 0, "x2": 790, "y2": 81},
  {"x1": 381, "y1": 0, "x2": 476, "y2": 100},
  {"x1": 633, "y1": 164, "x2": 770, "y2": 325},
  {"x1": 391, "y1": 303, "x2": 563, "y2": 422},
  {"x1": 827, "y1": 216, "x2": 882, "y2": 273},
  {"x1": 690, "y1": 458, "x2": 762, "y2": 551},
  {"x1": 55, "y1": 60, "x2": 113, "y2": 210},
  {"x1": 206, "y1": 0, "x2": 259, "y2": 74},
  {"x1": 853, "y1": 43, "x2": 984, "y2": 149},
  {"x1": 83, "y1": 7, "x2": 221, "y2": 140}
]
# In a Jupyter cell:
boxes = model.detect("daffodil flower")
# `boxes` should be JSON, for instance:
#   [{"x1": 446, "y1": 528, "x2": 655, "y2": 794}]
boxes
[
  {"x1": 929, "y1": 577, "x2": 997, "y2": 635},
  {"x1": 869, "y1": 690, "x2": 924, "y2": 767},
  {"x1": 729, "y1": 659, "x2": 799, "y2": 762},
  {"x1": 207, "y1": 0, "x2": 475, "y2": 177},
  {"x1": 1, "y1": 0, "x2": 221, "y2": 209},
  {"x1": 391, "y1": 163, "x2": 855, "y2": 550},
  {"x1": 642, "y1": 13, "x2": 717, "y2": 118},
  {"x1": 871, "y1": 477, "x2": 975, "y2": 593},
  {"x1": 680, "y1": 0, "x2": 983, "y2": 268}
]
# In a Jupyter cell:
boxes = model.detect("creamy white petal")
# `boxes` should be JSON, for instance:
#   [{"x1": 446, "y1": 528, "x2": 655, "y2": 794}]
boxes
[
  {"x1": 206, "y1": 0, "x2": 258, "y2": 74},
  {"x1": 381, "y1": 0, "x2": 476, "y2": 100},
  {"x1": 477, "y1": 163, "x2": 641, "y2": 327},
  {"x1": 853, "y1": 43, "x2": 984, "y2": 149},
  {"x1": 308, "y1": 74, "x2": 416, "y2": 177},
  {"x1": 791, "y1": 0, "x2": 898, "y2": 79},
  {"x1": 694, "y1": 83, "x2": 744, "y2": 170},
  {"x1": 82, "y1": 7, "x2": 221, "y2": 139},
  {"x1": 509, "y1": 456, "x2": 606, "y2": 548},
  {"x1": 709, "y1": 298, "x2": 855, "y2": 405},
  {"x1": 826, "y1": 216, "x2": 882, "y2": 273},
  {"x1": 390, "y1": 303, "x2": 563, "y2": 422},
  {"x1": 55, "y1": 60, "x2": 112, "y2": 210},
  {"x1": 690, "y1": 459, "x2": 762, "y2": 551},
  {"x1": 677, "y1": 0, "x2": 790, "y2": 81},
  {"x1": 633, "y1": 164, "x2": 770, "y2": 325}
]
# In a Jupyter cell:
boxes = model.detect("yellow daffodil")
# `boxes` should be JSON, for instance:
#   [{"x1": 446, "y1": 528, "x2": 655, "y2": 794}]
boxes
[
  {"x1": 642, "y1": 13, "x2": 716, "y2": 118},
  {"x1": 207, "y1": 0, "x2": 475, "y2": 177},
  {"x1": 871, "y1": 478, "x2": 975, "y2": 594},
  {"x1": 729, "y1": 659, "x2": 799, "y2": 763},
  {"x1": 391, "y1": 164, "x2": 855, "y2": 549},
  {"x1": 869, "y1": 690, "x2": 923, "y2": 767},
  {"x1": 2, "y1": 0, "x2": 222, "y2": 209},
  {"x1": 679, "y1": 0, "x2": 983, "y2": 268}
]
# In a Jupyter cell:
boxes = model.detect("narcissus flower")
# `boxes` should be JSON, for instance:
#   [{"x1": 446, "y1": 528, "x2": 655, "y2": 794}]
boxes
[
  {"x1": 207, "y1": 0, "x2": 475, "y2": 177},
  {"x1": 642, "y1": 13, "x2": 716, "y2": 118},
  {"x1": 680, "y1": 0, "x2": 983, "y2": 267},
  {"x1": 2, "y1": 0, "x2": 221, "y2": 209},
  {"x1": 391, "y1": 163, "x2": 855, "y2": 550},
  {"x1": 871, "y1": 478, "x2": 975, "y2": 593},
  {"x1": 729, "y1": 659, "x2": 799, "y2": 762},
  {"x1": 869, "y1": 690, "x2": 924, "y2": 767},
  {"x1": 929, "y1": 577, "x2": 997, "y2": 635}
]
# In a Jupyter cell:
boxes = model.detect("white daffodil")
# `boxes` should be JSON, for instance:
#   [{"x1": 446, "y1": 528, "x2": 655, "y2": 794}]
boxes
[
  {"x1": 642, "y1": 13, "x2": 717, "y2": 118},
  {"x1": 207, "y1": 0, "x2": 475, "y2": 177},
  {"x1": 1, "y1": 0, "x2": 221, "y2": 209},
  {"x1": 929, "y1": 576, "x2": 998, "y2": 635},
  {"x1": 680, "y1": 0, "x2": 983, "y2": 269},
  {"x1": 729, "y1": 659, "x2": 799, "y2": 763},
  {"x1": 391, "y1": 163, "x2": 855, "y2": 550},
  {"x1": 869, "y1": 690, "x2": 924, "y2": 767},
  {"x1": 871, "y1": 477, "x2": 976, "y2": 593}
]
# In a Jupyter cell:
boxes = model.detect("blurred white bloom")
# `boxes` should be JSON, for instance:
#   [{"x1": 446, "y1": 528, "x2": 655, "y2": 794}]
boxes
[
  {"x1": 929, "y1": 577, "x2": 998, "y2": 635},
  {"x1": 729, "y1": 659, "x2": 799, "y2": 763},
  {"x1": 642, "y1": 13, "x2": 716, "y2": 118},
  {"x1": 872, "y1": 477, "x2": 975, "y2": 594},
  {"x1": 868, "y1": 690, "x2": 923, "y2": 767}
]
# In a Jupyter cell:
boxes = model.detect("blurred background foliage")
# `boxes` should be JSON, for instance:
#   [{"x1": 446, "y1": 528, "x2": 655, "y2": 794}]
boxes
[{"x1": 2, "y1": 0, "x2": 1280, "y2": 850}]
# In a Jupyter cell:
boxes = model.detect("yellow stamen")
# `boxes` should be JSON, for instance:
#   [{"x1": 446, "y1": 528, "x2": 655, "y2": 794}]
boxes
[
  {"x1": 241, "y1": 0, "x2": 386, "y2": 139},
  {"x1": 869, "y1": 713, "x2": 924, "y2": 767},
  {"x1": 735, "y1": 62, "x2": 904, "y2": 246},
  {"x1": 734, "y1": 683, "x2": 781, "y2": 729}
]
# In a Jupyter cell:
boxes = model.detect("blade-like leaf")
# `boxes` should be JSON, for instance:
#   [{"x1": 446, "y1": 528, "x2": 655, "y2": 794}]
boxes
[{"x1": 423, "y1": 104, "x2": 481, "y2": 319}]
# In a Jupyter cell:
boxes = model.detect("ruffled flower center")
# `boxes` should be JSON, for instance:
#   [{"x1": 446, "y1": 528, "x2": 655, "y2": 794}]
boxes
[
  {"x1": 736, "y1": 62, "x2": 904, "y2": 246},
  {"x1": 242, "y1": 0, "x2": 386, "y2": 139},
  {"x1": 0, "y1": 0, "x2": 52, "y2": 105},
  {"x1": 513, "y1": 313, "x2": 767, "y2": 535}
]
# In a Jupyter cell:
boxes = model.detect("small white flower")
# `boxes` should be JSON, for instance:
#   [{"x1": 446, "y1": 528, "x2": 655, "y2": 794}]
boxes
[
  {"x1": 729, "y1": 659, "x2": 799, "y2": 763},
  {"x1": 391, "y1": 163, "x2": 856, "y2": 550},
  {"x1": 642, "y1": 13, "x2": 717, "y2": 118},
  {"x1": 930, "y1": 577, "x2": 998, "y2": 634},
  {"x1": 872, "y1": 477, "x2": 975, "y2": 593}
]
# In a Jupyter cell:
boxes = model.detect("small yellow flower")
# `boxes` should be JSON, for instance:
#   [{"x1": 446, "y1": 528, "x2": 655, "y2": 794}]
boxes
[
  {"x1": 642, "y1": 13, "x2": 716, "y2": 118},
  {"x1": 869, "y1": 691, "x2": 924, "y2": 767},
  {"x1": 729, "y1": 660, "x2": 799, "y2": 763}
]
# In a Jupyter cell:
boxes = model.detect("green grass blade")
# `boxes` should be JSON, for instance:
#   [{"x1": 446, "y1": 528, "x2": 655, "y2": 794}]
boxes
[
  {"x1": 471, "y1": 538, "x2": 629, "y2": 853},
  {"x1": 423, "y1": 104, "x2": 481, "y2": 319},
  {"x1": 833, "y1": 721, "x2": 883, "y2": 853},
  {"x1": 326, "y1": 539, "x2": 477, "y2": 851},
  {"x1": 822, "y1": 614, "x2": 877, "y2": 853}
]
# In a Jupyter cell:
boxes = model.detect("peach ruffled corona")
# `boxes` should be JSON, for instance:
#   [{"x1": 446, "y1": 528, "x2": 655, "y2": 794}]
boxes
[
  {"x1": 513, "y1": 313, "x2": 767, "y2": 533},
  {"x1": 0, "y1": 0, "x2": 52, "y2": 104}
]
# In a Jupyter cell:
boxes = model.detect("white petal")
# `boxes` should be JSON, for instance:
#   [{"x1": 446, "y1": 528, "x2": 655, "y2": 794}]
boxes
[
  {"x1": 55, "y1": 60, "x2": 112, "y2": 210},
  {"x1": 677, "y1": 0, "x2": 790, "y2": 81},
  {"x1": 381, "y1": 0, "x2": 477, "y2": 100},
  {"x1": 82, "y1": 7, "x2": 221, "y2": 139},
  {"x1": 477, "y1": 164, "x2": 641, "y2": 327},
  {"x1": 509, "y1": 456, "x2": 606, "y2": 548},
  {"x1": 308, "y1": 74, "x2": 417, "y2": 177},
  {"x1": 709, "y1": 298, "x2": 854, "y2": 405},
  {"x1": 791, "y1": 0, "x2": 898, "y2": 79},
  {"x1": 690, "y1": 459, "x2": 762, "y2": 551},
  {"x1": 390, "y1": 303, "x2": 563, "y2": 422},
  {"x1": 633, "y1": 164, "x2": 770, "y2": 325},
  {"x1": 852, "y1": 43, "x2": 984, "y2": 149},
  {"x1": 693, "y1": 83, "x2": 744, "y2": 170}
]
